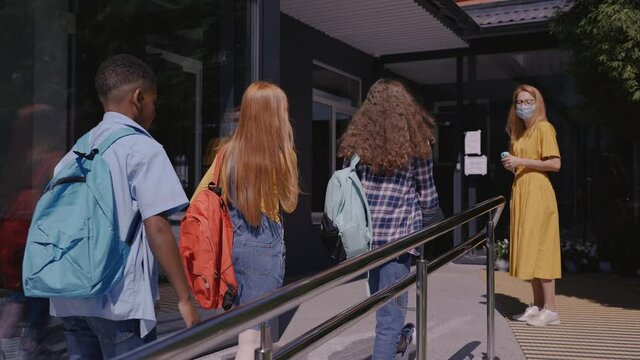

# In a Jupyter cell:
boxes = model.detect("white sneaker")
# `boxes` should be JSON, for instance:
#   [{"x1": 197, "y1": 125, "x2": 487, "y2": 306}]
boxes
[
  {"x1": 527, "y1": 308, "x2": 560, "y2": 327},
  {"x1": 511, "y1": 305, "x2": 540, "y2": 321}
]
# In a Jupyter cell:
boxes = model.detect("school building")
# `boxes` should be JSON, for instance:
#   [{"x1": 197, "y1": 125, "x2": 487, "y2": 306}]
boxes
[{"x1": 0, "y1": 0, "x2": 638, "y2": 281}]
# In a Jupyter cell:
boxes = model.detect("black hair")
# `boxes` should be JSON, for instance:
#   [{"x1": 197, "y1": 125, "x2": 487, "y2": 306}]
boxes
[{"x1": 95, "y1": 54, "x2": 156, "y2": 99}]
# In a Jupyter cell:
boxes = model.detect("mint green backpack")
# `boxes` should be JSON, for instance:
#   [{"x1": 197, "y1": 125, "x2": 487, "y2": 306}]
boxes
[{"x1": 321, "y1": 155, "x2": 372, "y2": 261}]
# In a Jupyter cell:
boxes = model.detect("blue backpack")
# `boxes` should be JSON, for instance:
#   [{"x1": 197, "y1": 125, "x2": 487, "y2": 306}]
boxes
[
  {"x1": 22, "y1": 127, "x2": 144, "y2": 297},
  {"x1": 321, "y1": 155, "x2": 372, "y2": 262}
]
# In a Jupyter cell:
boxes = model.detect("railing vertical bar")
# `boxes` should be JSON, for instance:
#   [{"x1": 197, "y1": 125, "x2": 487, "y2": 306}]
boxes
[
  {"x1": 416, "y1": 244, "x2": 429, "y2": 360},
  {"x1": 255, "y1": 322, "x2": 272, "y2": 360},
  {"x1": 485, "y1": 217, "x2": 496, "y2": 360}
]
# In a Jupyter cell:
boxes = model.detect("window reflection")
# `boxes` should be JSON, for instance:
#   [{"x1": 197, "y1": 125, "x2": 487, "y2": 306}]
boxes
[
  {"x1": 0, "y1": 0, "x2": 247, "y2": 355},
  {"x1": 312, "y1": 102, "x2": 333, "y2": 214}
]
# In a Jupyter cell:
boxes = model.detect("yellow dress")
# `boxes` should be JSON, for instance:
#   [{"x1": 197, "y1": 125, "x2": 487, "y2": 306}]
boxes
[{"x1": 509, "y1": 121, "x2": 561, "y2": 280}]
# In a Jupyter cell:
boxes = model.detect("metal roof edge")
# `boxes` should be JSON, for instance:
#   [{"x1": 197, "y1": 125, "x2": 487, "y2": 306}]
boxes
[
  {"x1": 467, "y1": 21, "x2": 550, "y2": 39},
  {"x1": 414, "y1": 0, "x2": 481, "y2": 39},
  {"x1": 463, "y1": 0, "x2": 570, "y2": 11},
  {"x1": 463, "y1": 0, "x2": 574, "y2": 38}
]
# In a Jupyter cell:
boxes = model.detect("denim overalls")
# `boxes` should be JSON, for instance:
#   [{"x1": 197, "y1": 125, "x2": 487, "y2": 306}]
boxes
[{"x1": 226, "y1": 168, "x2": 285, "y2": 309}]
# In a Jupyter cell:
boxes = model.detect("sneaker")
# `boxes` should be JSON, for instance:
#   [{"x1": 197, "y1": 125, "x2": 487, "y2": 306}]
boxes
[
  {"x1": 526, "y1": 308, "x2": 560, "y2": 327},
  {"x1": 511, "y1": 305, "x2": 540, "y2": 322},
  {"x1": 396, "y1": 323, "x2": 415, "y2": 356}
]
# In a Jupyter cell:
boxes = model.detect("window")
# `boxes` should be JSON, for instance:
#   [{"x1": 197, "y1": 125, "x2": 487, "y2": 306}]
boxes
[
  {"x1": 0, "y1": 0, "x2": 248, "y2": 295},
  {"x1": 310, "y1": 63, "x2": 361, "y2": 223},
  {"x1": 70, "y1": 1, "x2": 246, "y2": 196},
  {"x1": 312, "y1": 61, "x2": 361, "y2": 107}
]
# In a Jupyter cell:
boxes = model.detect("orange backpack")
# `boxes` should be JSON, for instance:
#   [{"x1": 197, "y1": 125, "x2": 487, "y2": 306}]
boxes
[{"x1": 180, "y1": 150, "x2": 237, "y2": 310}]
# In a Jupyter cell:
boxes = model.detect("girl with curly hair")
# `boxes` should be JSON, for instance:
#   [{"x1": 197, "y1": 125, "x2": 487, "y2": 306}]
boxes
[{"x1": 338, "y1": 79, "x2": 440, "y2": 360}]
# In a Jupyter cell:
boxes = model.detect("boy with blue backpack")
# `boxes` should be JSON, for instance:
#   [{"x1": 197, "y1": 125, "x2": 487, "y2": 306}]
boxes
[{"x1": 22, "y1": 54, "x2": 200, "y2": 358}]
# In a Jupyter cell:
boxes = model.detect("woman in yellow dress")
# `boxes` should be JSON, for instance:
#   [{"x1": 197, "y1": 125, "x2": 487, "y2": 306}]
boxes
[{"x1": 501, "y1": 84, "x2": 562, "y2": 327}]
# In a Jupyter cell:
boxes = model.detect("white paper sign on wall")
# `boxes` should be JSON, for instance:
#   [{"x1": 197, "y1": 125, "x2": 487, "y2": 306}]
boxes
[
  {"x1": 464, "y1": 155, "x2": 487, "y2": 176},
  {"x1": 464, "y1": 130, "x2": 482, "y2": 155}
]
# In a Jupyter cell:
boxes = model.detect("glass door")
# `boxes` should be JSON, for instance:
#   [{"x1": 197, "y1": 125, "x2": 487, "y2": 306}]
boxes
[{"x1": 311, "y1": 91, "x2": 356, "y2": 224}]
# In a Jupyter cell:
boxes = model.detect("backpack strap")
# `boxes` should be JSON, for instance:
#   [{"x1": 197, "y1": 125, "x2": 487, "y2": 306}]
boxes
[
  {"x1": 125, "y1": 212, "x2": 142, "y2": 246},
  {"x1": 213, "y1": 148, "x2": 226, "y2": 185},
  {"x1": 96, "y1": 127, "x2": 146, "y2": 154},
  {"x1": 73, "y1": 127, "x2": 145, "y2": 161},
  {"x1": 350, "y1": 155, "x2": 360, "y2": 170},
  {"x1": 99, "y1": 127, "x2": 147, "y2": 246},
  {"x1": 347, "y1": 154, "x2": 372, "y2": 231},
  {"x1": 80, "y1": 126, "x2": 146, "y2": 246},
  {"x1": 207, "y1": 148, "x2": 226, "y2": 196}
]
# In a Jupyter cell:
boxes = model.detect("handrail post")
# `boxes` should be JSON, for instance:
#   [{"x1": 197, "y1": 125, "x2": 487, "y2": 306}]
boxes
[
  {"x1": 255, "y1": 322, "x2": 273, "y2": 360},
  {"x1": 485, "y1": 217, "x2": 497, "y2": 360},
  {"x1": 416, "y1": 244, "x2": 428, "y2": 360}
]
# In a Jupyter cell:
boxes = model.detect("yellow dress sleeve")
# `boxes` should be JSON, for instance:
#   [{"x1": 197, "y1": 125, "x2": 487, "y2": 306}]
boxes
[
  {"x1": 539, "y1": 122, "x2": 560, "y2": 159},
  {"x1": 191, "y1": 157, "x2": 217, "y2": 202},
  {"x1": 279, "y1": 149, "x2": 298, "y2": 214}
]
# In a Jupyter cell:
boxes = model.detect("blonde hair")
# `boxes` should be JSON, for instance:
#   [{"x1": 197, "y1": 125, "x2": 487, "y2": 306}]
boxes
[
  {"x1": 220, "y1": 82, "x2": 299, "y2": 227},
  {"x1": 506, "y1": 84, "x2": 549, "y2": 143},
  {"x1": 338, "y1": 79, "x2": 436, "y2": 174}
]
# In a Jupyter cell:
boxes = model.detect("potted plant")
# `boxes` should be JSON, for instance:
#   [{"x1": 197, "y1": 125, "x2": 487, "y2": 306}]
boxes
[
  {"x1": 494, "y1": 238, "x2": 509, "y2": 271},
  {"x1": 561, "y1": 240, "x2": 598, "y2": 272}
]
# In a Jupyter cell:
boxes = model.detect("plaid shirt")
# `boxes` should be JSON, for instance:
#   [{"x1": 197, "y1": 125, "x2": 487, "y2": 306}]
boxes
[{"x1": 357, "y1": 157, "x2": 439, "y2": 249}]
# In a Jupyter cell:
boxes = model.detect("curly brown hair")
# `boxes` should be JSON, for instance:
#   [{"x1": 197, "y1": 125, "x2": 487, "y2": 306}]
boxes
[{"x1": 338, "y1": 79, "x2": 436, "y2": 174}]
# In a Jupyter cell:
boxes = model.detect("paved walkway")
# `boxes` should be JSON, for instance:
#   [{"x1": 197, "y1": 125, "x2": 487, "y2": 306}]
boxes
[
  {"x1": 183, "y1": 263, "x2": 525, "y2": 360},
  {"x1": 158, "y1": 263, "x2": 640, "y2": 360},
  {"x1": 7, "y1": 263, "x2": 635, "y2": 359}
]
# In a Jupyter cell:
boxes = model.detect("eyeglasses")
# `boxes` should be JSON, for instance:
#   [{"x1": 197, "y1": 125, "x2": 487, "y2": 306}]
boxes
[{"x1": 515, "y1": 99, "x2": 535, "y2": 106}]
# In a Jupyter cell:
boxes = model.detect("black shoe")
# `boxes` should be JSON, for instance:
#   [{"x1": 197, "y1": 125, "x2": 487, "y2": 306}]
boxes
[{"x1": 396, "y1": 323, "x2": 415, "y2": 356}]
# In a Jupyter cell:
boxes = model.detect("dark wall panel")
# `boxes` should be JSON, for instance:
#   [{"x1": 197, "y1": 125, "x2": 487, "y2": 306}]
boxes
[{"x1": 280, "y1": 14, "x2": 376, "y2": 277}]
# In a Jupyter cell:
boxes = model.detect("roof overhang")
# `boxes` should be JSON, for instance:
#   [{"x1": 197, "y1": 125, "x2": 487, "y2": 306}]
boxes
[
  {"x1": 280, "y1": 0, "x2": 479, "y2": 57},
  {"x1": 281, "y1": 0, "x2": 573, "y2": 86},
  {"x1": 462, "y1": 0, "x2": 574, "y2": 38}
]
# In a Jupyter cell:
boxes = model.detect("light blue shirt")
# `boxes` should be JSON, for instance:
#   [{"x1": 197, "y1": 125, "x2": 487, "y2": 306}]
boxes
[{"x1": 50, "y1": 112, "x2": 188, "y2": 336}]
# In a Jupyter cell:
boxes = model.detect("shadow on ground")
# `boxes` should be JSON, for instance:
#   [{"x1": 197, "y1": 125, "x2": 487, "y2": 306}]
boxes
[
  {"x1": 479, "y1": 293, "x2": 528, "y2": 319},
  {"x1": 555, "y1": 272, "x2": 640, "y2": 310},
  {"x1": 447, "y1": 340, "x2": 481, "y2": 360},
  {"x1": 328, "y1": 336, "x2": 374, "y2": 360},
  {"x1": 324, "y1": 336, "x2": 482, "y2": 360},
  {"x1": 393, "y1": 340, "x2": 481, "y2": 360}
]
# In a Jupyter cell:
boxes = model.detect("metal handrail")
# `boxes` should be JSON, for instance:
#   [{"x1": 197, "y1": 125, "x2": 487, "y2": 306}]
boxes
[
  {"x1": 118, "y1": 196, "x2": 505, "y2": 360},
  {"x1": 273, "y1": 230, "x2": 488, "y2": 359}
]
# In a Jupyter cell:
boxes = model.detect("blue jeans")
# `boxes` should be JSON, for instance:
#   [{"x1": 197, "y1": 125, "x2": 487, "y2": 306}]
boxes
[
  {"x1": 368, "y1": 253, "x2": 412, "y2": 360},
  {"x1": 62, "y1": 317, "x2": 156, "y2": 359}
]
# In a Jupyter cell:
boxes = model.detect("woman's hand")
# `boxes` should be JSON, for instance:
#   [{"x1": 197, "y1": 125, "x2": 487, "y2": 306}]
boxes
[
  {"x1": 502, "y1": 156, "x2": 561, "y2": 173},
  {"x1": 501, "y1": 155, "x2": 519, "y2": 173}
]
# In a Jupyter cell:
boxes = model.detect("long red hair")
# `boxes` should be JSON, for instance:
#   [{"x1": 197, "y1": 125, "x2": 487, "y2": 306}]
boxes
[
  {"x1": 506, "y1": 84, "x2": 549, "y2": 144},
  {"x1": 220, "y1": 82, "x2": 299, "y2": 226}
]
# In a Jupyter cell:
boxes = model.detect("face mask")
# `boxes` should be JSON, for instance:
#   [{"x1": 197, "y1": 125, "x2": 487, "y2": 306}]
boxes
[{"x1": 516, "y1": 104, "x2": 536, "y2": 121}]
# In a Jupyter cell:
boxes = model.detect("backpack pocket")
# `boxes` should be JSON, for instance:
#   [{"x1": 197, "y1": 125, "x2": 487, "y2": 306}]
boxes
[
  {"x1": 190, "y1": 261, "x2": 215, "y2": 309},
  {"x1": 24, "y1": 220, "x2": 92, "y2": 296},
  {"x1": 340, "y1": 221, "x2": 370, "y2": 259}
]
